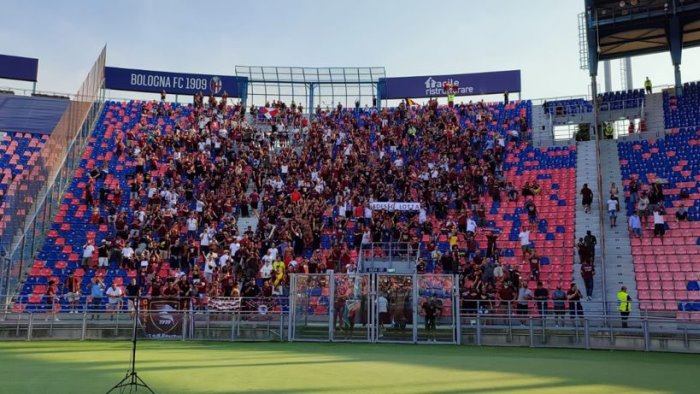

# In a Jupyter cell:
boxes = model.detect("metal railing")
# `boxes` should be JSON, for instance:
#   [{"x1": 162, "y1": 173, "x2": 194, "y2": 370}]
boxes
[
  {"x1": 2, "y1": 296, "x2": 700, "y2": 352},
  {"x1": 0, "y1": 48, "x2": 106, "y2": 307},
  {"x1": 358, "y1": 242, "x2": 419, "y2": 273}
]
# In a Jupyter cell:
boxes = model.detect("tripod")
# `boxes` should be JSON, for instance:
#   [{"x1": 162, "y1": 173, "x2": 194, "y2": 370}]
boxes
[{"x1": 106, "y1": 294, "x2": 155, "y2": 393}]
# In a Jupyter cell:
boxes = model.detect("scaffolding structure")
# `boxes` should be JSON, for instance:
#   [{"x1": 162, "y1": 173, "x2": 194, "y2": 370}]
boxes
[{"x1": 235, "y1": 66, "x2": 385, "y2": 113}]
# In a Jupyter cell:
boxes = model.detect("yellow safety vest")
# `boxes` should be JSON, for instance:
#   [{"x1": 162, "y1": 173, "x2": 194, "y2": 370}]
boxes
[
  {"x1": 617, "y1": 291, "x2": 630, "y2": 312},
  {"x1": 605, "y1": 124, "x2": 614, "y2": 137},
  {"x1": 644, "y1": 79, "x2": 652, "y2": 89}
]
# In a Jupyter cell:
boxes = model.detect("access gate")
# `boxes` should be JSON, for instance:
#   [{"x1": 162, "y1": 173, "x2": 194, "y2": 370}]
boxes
[{"x1": 289, "y1": 272, "x2": 459, "y2": 344}]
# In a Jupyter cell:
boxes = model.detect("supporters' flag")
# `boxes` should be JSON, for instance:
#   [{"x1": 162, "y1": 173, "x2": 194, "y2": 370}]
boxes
[
  {"x1": 406, "y1": 98, "x2": 419, "y2": 107},
  {"x1": 259, "y1": 107, "x2": 279, "y2": 119}
]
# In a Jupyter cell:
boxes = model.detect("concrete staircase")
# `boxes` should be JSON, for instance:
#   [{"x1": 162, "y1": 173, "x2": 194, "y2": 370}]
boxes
[
  {"x1": 573, "y1": 140, "x2": 605, "y2": 317},
  {"x1": 643, "y1": 92, "x2": 666, "y2": 134},
  {"x1": 599, "y1": 139, "x2": 639, "y2": 316},
  {"x1": 531, "y1": 105, "x2": 553, "y2": 147},
  {"x1": 236, "y1": 173, "x2": 260, "y2": 236}
]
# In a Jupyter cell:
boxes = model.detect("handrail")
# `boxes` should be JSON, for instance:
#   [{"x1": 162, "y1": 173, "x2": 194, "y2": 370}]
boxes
[{"x1": 594, "y1": 133, "x2": 610, "y2": 320}]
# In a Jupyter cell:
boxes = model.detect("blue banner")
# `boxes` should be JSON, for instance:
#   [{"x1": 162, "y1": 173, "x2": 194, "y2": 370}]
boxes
[
  {"x1": 379, "y1": 70, "x2": 521, "y2": 99},
  {"x1": 105, "y1": 67, "x2": 247, "y2": 97},
  {"x1": 0, "y1": 54, "x2": 39, "y2": 82}
]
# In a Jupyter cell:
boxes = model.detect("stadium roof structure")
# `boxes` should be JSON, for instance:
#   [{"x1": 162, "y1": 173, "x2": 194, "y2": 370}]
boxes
[
  {"x1": 234, "y1": 65, "x2": 386, "y2": 109},
  {"x1": 584, "y1": 0, "x2": 700, "y2": 94},
  {"x1": 588, "y1": 0, "x2": 700, "y2": 60},
  {"x1": 234, "y1": 66, "x2": 386, "y2": 85}
]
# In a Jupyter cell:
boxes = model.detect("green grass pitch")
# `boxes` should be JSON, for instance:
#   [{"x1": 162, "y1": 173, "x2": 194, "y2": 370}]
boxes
[{"x1": 0, "y1": 341, "x2": 697, "y2": 393}]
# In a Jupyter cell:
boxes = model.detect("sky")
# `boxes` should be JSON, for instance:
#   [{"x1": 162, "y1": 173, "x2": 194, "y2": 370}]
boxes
[{"x1": 1, "y1": 0, "x2": 699, "y2": 101}]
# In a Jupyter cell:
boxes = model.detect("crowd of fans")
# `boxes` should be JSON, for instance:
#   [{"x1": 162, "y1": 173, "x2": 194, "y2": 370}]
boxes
[{"x1": 35, "y1": 90, "x2": 590, "y2": 322}]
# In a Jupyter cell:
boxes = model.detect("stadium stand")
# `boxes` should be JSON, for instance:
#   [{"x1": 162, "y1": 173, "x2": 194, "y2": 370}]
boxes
[
  {"x1": 663, "y1": 82, "x2": 700, "y2": 129},
  {"x1": 618, "y1": 128, "x2": 700, "y2": 321},
  {"x1": 0, "y1": 132, "x2": 48, "y2": 237},
  {"x1": 543, "y1": 88, "x2": 644, "y2": 117},
  {"x1": 599, "y1": 89, "x2": 645, "y2": 111},
  {"x1": 544, "y1": 98, "x2": 593, "y2": 115},
  {"x1": 15, "y1": 96, "x2": 578, "y2": 320}
]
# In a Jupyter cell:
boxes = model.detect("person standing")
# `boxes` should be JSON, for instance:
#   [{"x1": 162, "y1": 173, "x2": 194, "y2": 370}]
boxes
[
  {"x1": 653, "y1": 208, "x2": 666, "y2": 238},
  {"x1": 534, "y1": 282, "x2": 549, "y2": 318},
  {"x1": 580, "y1": 184, "x2": 593, "y2": 214},
  {"x1": 607, "y1": 195, "x2": 619, "y2": 228},
  {"x1": 106, "y1": 283, "x2": 123, "y2": 320},
  {"x1": 644, "y1": 77, "x2": 652, "y2": 94},
  {"x1": 584, "y1": 231, "x2": 597, "y2": 264},
  {"x1": 518, "y1": 225, "x2": 531, "y2": 255},
  {"x1": 580, "y1": 262, "x2": 595, "y2": 300},
  {"x1": 125, "y1": 278, "x2": 140, "y2": 319},
  {"x1": 552, "y1": 285, "x2": 567, "y2": 327},
  {"x1": 64, "y1": 273, "x2": 81, "y2": 314},
  {"x1": 89, "y1": 277, "x2": 105, "y2": 320},
  {"x1": 377, "y1": 293, "x2": 388, "y2": 338},
  {"x1": 82, "y1": 240, "x2": 95, "y2": 269},
  {"x1": 44, "y1": 280, "x2": 60, "y2": 322},
  {"x1": 567, "y1": 283, "x2": 584, "y2": 321},
  {"x1": 609, "y1": 182, "x2": 619, "y2": 200},
  {"x1": 628, "y1": 211, "x2": 642, "y2": 238},
  {"x1": 422, "y1": 294, "x2": 443, "y2": 342},
  {"x1": 618, "y1": 286, "x2": 632, "y2": 328},
  {"x1": 516, "y1": 282, "x2": 533, "y2": 324}
]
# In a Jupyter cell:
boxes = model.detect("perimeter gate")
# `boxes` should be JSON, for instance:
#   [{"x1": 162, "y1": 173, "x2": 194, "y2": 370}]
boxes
[{"x1": 288, "y1": 272, "x2": 460, "y2": 344}]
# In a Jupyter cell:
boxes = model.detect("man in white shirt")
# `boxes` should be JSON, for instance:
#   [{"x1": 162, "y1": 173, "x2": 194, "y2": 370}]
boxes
[
  {"x1": 377, "y1": 293, "x2": 388, "y2": 337},
  {"x1": 147, "y1": 186, "x2": 158, "y2": 201},
  {"x1": 262, "y1": 250, "x2": 274, "y2": 267},
  {"x1": 267, "y1": 246, "x2": 279, "y2": 262},
  {"x1": 106, "y1": 283, "x2": 123, "y2": 319},
  {"x1": 204, "y1": 253, "x2": 217, "y2": 282},
  {"x1": 229, "y1": 239, "x2": 241, "y2": 258},
  {"x1": 218, "y1": 250, "x2": 231, "y2": 267},
  {"x1": 260, "y1": 259, "x2": 273, "y2": 282},
  {"x1": 82, "y1": 241, "x2": 95, "y2": 269},
  {"x1": 121, "y1": 244, "x2": 135, "y2": 266},
  {"x1": 200, "y1": 227, "x2": 212, "y2": 254},
  {"x1": 653, "y1": 209, "x2": 666, "y2": 237},
  {"x1": 466, "y1": 218, "x2": 477, "y2": 237},
  {"x1": 186, "y1": 215, "x2": 198, "y2": 239},
  {"x1": 607, "y1": 195, "x2": 619, "y2": 228},
  {"x1": 518, "y1": 226, "x2": 531, "y2": 254}
]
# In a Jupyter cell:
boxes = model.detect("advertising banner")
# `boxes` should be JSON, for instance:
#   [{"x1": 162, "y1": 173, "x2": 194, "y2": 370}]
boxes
[
  {"x1": 0, "y1": 54, "x2": 39, "y2": 82},
  {"x1": 105, "y1": 66, "x2": 247, "y2": 97},
  {"x1": 379, "y1": 70, "x2": 521, "y2": 99}
]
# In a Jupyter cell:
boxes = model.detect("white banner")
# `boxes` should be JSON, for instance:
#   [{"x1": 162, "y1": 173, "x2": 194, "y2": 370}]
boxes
[{"x1": 369, "y1": 202, "x2": 421, "y2": 211}]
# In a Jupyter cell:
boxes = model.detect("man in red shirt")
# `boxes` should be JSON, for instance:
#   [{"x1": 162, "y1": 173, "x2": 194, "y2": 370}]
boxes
[
  {"x1": 580, "y1": 262, "x2": 595, "y2": 301},
  {"x1": 64, "y1": 273, "x2": 81, "y2": 314}
]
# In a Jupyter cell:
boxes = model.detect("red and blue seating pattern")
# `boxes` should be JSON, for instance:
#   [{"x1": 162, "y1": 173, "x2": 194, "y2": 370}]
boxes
[
  {"x1": 664, "y1": 82, "x2": 700, "y2": 129},
  {"x1": 16, "y1": 101, "x2": 196, "y2": 311},
  {"x1": 618, "y1": 128, "x2": 700, "y2": 319},
  {"x1": 598, "y1": 89, "x2": 645, "y2": 111},
  {"x1": 17, "y1": 98, "x2": 576, "y2": 318},
  {"x1": 0, "y1": 132, "x2": 48, "y2": 237}
]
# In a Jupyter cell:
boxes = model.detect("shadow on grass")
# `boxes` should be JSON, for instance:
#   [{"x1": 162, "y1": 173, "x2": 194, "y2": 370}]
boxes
[{"x1": 0, "y1": 341, "x2": 698, "y2": 393}]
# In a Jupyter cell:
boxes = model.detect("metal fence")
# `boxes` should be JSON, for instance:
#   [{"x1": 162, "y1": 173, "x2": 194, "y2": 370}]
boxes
[
  {"x1": 0, "y1": 296, "x2": 288, "y2": 342},
  {"x1": 1, "y1": 292, "x2": 700, "y2": 352}
]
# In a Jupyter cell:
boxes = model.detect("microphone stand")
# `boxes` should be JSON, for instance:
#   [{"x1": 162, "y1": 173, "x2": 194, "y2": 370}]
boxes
[{"x1": 106, "y1": 279, "x2": 155, "y2": 393}]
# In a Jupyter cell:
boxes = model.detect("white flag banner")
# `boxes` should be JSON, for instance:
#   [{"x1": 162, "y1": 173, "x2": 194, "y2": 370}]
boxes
[{"x1": 369, "y1": 202, "x2": 421, "y2": 211}]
